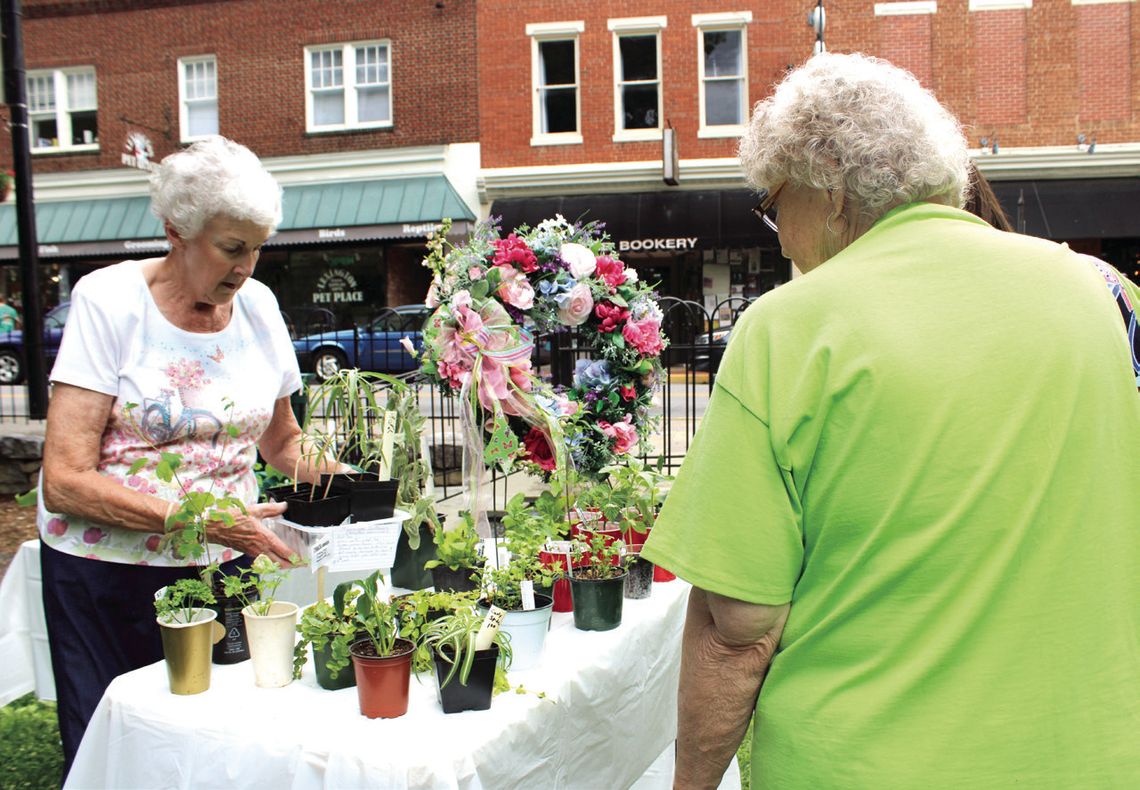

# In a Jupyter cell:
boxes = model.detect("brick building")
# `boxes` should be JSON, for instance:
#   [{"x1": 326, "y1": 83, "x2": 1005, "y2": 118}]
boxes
[
  {"x1": 478, "y1": 0, "x2": 1140, "y2": 309},
  {"x1": 0, "y1": 0, "x2": 480, "y2": 340}
]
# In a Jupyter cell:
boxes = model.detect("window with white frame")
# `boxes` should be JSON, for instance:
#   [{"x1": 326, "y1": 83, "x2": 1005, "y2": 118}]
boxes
[
  {"x1": 693, "y1": 13, "x2": 751, "y2": 136},
  {"x1": 527, "y1": 21, "x2": 584, "y2": 146},
  {"x1": 179, "y1": 56, "x2": 218, "y2": 141},
  {"x1": 609, "y1": 17, "x2": 666, "y2": 141},
  {"x1": 27, "y1": 67, "x2": 98, "y2": 152},
  {"x1": 305, "y1": 41, "x2": 392, "y2": 132}
]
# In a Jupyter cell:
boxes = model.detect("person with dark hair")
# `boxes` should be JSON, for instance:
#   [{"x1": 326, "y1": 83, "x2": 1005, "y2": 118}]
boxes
[{"x1": 643, "y1": 53, "x2": 1139, "y2": 788}]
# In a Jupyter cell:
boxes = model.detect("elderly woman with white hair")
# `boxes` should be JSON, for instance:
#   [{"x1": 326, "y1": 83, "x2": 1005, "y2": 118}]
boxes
[
  {"x1": 643, "y1": 54, "x2": 1139, "y2": 787},
  {"x1": 38, "y1": 136, "x2": 341, "y2": 777}
]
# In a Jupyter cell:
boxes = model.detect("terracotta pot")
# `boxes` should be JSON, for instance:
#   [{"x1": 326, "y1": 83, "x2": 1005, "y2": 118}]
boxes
[{"x1": 350, "y1": 637, "x2": 415, "y2": 719}]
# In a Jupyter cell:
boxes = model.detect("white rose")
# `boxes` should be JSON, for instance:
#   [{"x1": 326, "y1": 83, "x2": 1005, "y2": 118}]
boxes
[
  {"x1": 624, "y1": 267, "x2": 639, "y2": 284},
  {"x1": 560, "y1": 243, "x2": 597, "y2": 279}
]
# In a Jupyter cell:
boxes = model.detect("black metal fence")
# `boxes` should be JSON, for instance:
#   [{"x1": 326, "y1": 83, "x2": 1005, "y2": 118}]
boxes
[{"x1": 2, "y1": 298, "x2": 757, "y2": 504}]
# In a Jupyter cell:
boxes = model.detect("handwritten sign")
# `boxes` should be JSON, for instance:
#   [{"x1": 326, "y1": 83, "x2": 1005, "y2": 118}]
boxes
[{"x1": 271, "y1": 510, "x2": 409, "y2": 573}]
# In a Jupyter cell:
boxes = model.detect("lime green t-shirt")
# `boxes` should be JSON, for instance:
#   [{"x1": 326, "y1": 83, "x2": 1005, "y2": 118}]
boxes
[{"x1": 642, "y1": 203, "x2": 1140, "y2": 788}]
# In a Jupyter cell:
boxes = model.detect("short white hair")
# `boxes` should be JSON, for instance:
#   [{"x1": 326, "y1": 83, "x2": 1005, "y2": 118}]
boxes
[
  {"x1": 149, "y1": 136, "x2": 283, "y2": 239},
  {"x1": 739, "y1": 53, "x2": 970, "y2": 221}
]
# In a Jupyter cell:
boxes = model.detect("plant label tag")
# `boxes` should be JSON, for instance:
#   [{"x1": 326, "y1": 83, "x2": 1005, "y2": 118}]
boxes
[
  {"x1": 153, "y1": 585, "x2": 167, "y2": 602},
  {"x1": 311, "y1": 536, "x2": 332, "y2": 569},
  {"x1": 546, "y1": 540, "x2": 574, "y2": 555},
  {"x1": 475, "y1": 605, "x2": 505, "y2": 650},
  {"x1": 520, "y1": 579, "x2": 536, "y2": 611}
]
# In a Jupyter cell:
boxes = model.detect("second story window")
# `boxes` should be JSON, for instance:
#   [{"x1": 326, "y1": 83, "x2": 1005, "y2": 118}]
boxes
[
  {"x1": 27, "y1": 67, "x2": 98, "y2": 152},
  {"x1": 609, "y1": 17, "x2": 667, "y2": 142},
  {"x1": 527, "y1": 21, "x2": 584, "y2": 146},
  {"x1": 693, "y1": 12, "x2": 751, "y2": 137},
  {"x1": 179, "y1": 56, "x2": 218, "y2": 141},
  {"x1": 305, "y1": 41, "x2": 392, "y2": 133}
]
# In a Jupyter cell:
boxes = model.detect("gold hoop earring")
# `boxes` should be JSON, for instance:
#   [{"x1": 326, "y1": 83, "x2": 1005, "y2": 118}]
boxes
[{"x1": 826, "y1": 214, "x2": 847, "y2": 235}]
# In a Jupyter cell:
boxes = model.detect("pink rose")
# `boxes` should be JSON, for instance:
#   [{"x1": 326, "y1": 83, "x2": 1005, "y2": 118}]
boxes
[
  {"x1": 557, "y1": 282, "x2": 594, "y2": 326},
  {"x1": 495, "y1": 266, "x2": 535, "y2": 310},
  {"x1": 468, "y1": 266, "x2": 485, "y2": 280},
  {"x1": 46, "y1": 517, "x2": 68, "y2": 537},
  {"x1": 595, "y1": 256, "x2": 626, "y2": 288},
  {"x1": 622, "y1": 318, "x2": 665, "y2": 356},
  {"x1": 599, "y1": 415, "x2": 638, "y2": 455}
]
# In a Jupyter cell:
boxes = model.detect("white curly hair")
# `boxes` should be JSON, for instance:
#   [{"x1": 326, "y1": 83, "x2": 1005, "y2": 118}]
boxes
[
  {"x1": 738, "y1": 53, "x2": 970, "y2": 221},
  {"x1": 149, "y1": 136, "x2": 283, "y2": 239}
]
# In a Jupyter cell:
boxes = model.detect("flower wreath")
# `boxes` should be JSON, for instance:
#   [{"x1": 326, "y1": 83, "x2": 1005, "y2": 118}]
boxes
[{"x1": 417, "y1": 215, "x2": 668, "y2": 482}]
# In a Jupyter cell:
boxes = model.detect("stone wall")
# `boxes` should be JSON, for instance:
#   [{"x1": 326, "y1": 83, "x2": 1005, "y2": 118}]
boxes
[{"x1": 0, "y1": 428, "x2": 44, "y2": 496}]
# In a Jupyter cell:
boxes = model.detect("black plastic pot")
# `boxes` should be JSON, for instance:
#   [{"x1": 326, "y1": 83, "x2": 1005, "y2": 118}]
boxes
[
  {"x1": 312, "y1": 640, "x2": 356, "y2": 691},
  {"x1": 434, "y1": 644, "x2": 499, "y2": 714},
  {"x1": 283, "y1": 493, "x2": 351, "y2": 527},
  {"x1": 569, "y1": 573, "x2": 627, "y2": 631},
  {"x1": 390, "y1": 522, "x2": 439, "y2": 590},
  {"x1": 209, "y1": 583, "x2": 255, "y2": 665},
  {"x1": 623, "y1": 555, "x2": 655, "y2": 600},
  {"x1": 263, "y1": 482, "x2": 315, "y2": 503},
  {"x1": 322, "y1": 474, "x2": 399, "y2": 521},
  {"x1": 430, "y1": 559, "x2": 485, "y2": 594}
]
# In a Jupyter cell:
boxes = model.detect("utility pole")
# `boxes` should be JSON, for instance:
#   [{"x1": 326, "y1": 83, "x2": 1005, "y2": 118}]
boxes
[
  {"x1": 1, "y1": 0, "x2": 47, "y2": 418},
  {"x1": 808, "y1": 0, "x2": 826, "y2": 56}
]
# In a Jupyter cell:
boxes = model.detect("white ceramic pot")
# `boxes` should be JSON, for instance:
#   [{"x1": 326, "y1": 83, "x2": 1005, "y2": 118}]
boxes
[{"x1": 242, "y1": 601, "x2": 299, "y2": 688}]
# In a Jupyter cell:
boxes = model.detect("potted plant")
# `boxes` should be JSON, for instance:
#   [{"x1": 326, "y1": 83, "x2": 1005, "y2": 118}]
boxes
[
  {"x1": 424, "y1": 511, "x2": 485, "y2": 593},
  {"x1": 392, "y1": 588, "x2": 479, "y2": 673},
  {"x1": 423, "y1": 607, "x2": 512, "y2": 714},
  {"x1": 481, "y1": 556, "x2": 557, "y2": 672},
  {"x1": 153, "y1": 577, "x2": 223, "y2": 695},
  {"x1": 380, "y1": 375, "x2": 443, "y2": 590},
  {"x1": 299, "y1": 369, "x2": 402, "y2": 522},
  {"x1": 292, "y1": 581, "x2": 364, "y2": 691},
  {"x1": 596, "y1": 458, "x2": 671, "y2": 599},
  {"x1": 568, "y1": 532, "x2": 628, "y2": 632},
  {"x1": 345, "y1": 570, "x2": 416, "y2": 718},
  {"x1": 222, "y1": 554, "x2": 300, "y2": 688}
]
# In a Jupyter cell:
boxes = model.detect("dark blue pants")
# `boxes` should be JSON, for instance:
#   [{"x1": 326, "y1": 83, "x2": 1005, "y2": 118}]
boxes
[{"x1": 39, "y1": 541, "x2": 248, "y2": 782}]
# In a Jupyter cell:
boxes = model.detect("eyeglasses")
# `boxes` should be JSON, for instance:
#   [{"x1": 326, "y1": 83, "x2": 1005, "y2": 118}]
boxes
[{"x1": 752, "y1": 183, "x2": 784, "y2": 232}]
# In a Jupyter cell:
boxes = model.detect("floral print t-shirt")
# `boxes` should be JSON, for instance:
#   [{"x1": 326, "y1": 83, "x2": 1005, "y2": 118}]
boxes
[{"x1": 38, "y1": 260, "x2": 302, "y2": 566}]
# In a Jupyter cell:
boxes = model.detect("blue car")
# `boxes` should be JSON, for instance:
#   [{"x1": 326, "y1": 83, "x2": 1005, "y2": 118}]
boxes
[
  {"x1": 0, "y1": 301, "x2": 70, "y2": 385},
  {"x1": 292, "y1": 304, "x2": 429, "y2": 380}
]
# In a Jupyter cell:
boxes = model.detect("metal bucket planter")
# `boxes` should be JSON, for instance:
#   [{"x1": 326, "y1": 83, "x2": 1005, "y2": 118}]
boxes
[
  {"x1": 157, "y1": 608, "x2": 225, "y2": 695},
  {"x1": 623, "y1": 549, "x2": 654, "y2": 600}
]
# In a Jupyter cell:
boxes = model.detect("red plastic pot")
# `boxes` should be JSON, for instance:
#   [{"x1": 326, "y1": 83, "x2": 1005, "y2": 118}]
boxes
[
  {"x1": 538, "y1": 550, "x2": 574, "y2": 612},
  {"x1": 349, "y1": 638, "x2": 414, "y2": 719},
  {"x1": 654, "y1": 565, "x2": 677, "y2": 582}
]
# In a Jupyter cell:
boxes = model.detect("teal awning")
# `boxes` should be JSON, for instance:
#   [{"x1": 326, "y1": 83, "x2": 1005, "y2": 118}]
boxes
[{"x1": 0, "y1": 175, "x2": 475, "y2": 259}]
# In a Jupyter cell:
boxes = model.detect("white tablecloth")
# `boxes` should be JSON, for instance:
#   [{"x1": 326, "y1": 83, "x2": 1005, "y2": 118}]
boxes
[
  {"x1": 65, "y1": 579, "x2": 728, "y2": 790},
  {"x1": 0, "y1": 539, "x2": 362, "y2": 703}
]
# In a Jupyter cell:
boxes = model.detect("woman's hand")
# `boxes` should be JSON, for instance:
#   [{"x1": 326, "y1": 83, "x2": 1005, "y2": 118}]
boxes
[{"x1": 206, "y1": 501, "x2": 298, "y2": 567}]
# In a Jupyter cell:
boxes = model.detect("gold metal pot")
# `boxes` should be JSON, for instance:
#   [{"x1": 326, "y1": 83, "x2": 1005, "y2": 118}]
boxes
[{"x1": 158, "y1": 609, "x2": 225, "y2": 695}]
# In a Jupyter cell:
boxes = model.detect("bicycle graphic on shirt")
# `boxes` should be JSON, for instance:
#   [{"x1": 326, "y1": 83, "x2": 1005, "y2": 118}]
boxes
[{"x1": 139, "y1": 389, "x2": 224, "y2": 446}]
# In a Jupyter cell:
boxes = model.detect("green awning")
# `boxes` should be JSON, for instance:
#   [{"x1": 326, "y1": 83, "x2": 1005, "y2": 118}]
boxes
[{"x1": 0, "y1": 175, "x2": 475, "y2": 259}]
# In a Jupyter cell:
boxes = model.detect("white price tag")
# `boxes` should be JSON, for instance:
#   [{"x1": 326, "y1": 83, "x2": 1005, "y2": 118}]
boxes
[
  {"x1": 310, "y1": 537, "x2": 332, "y2": 570},
  {"x1": 546, "y1": 540, "x2": 574, "y2": 555},
  {"x1": 153, "y1": 585, "x2": 167, "y2": 603},
  {"x1": 475, "y1": 605, "x2": 505, "y2": 650},
  {"x1": 520, "y1": 579, "x2": 536, "y2": 611}
]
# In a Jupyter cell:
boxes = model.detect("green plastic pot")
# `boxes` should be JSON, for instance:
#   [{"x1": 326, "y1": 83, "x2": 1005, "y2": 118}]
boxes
[
  {"x1": 312, "y1": 640, "x2": 356, "y2": 691},
  {"x1": 390, "y1": 522, "x2": 438, "y2": 590},
  {"x1": 569, "y1": 573, "x2": 627, "y2": 631}
]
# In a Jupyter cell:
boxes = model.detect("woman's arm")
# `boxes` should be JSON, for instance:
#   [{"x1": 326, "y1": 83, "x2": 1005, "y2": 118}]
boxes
[
  {"x1": 674, "y1": 587, "x2": 790, "y2": 789},
  {"x1": 41, "y1": 383, "x2": 171, "y2": 532},
  {"x1": 257, "y1": 395, "x2": 351, "y2": 483},
  {"x1": 42, "y1": 383, "x2": 298, "y2": 565}
]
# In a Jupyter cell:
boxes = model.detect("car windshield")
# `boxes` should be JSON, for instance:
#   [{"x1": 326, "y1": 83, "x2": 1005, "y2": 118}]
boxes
[{"x1": 370, "y1": 309, "x2": 426, "y2": 333}]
